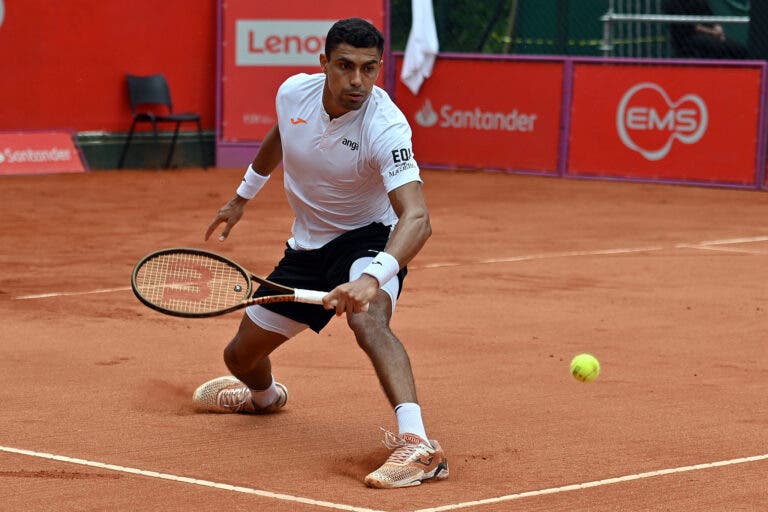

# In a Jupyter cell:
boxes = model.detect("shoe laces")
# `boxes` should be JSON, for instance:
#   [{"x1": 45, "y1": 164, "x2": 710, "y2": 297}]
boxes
[
  {"x1": 380, "y1": 428, "x2": 429, "y2": 465},
  {"x1": 218, "y1": 385, "x2": 253, "y2": 412}
]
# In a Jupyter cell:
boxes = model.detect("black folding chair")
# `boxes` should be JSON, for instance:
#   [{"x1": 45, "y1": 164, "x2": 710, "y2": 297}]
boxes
[{"x1": 117, "y1": 73, "x2": 205, "y2": 169}]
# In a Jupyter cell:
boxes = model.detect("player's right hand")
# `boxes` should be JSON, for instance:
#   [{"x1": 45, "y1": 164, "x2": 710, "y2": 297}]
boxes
[
  {"x1": 323, "y1": 275, "x2": 377, "y2": 316},
  {"x1": 205, "y1": 195, "x2": 249, "y2": 242}
]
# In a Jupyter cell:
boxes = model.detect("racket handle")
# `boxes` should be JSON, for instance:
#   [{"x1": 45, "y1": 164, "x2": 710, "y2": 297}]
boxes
[{"x1": 294, "y1": 289, "x2": 327, "y2": 305}]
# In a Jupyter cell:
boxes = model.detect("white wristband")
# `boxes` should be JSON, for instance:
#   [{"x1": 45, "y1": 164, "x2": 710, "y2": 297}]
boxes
[
  {"x1": 362, "y1": 251, "x2": 400, "y2": 287},
  {"x1": 236, "y1": 164, "x2": 270, "y2": 199}
]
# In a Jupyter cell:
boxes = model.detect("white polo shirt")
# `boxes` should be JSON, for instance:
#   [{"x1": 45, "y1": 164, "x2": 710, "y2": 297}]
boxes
[{"x1": 275, "y1": 73, "x2": 422, "y2": 250}]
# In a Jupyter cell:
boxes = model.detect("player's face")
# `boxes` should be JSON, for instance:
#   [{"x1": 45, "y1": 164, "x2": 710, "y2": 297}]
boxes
[{"x1": 320, "y1": 43, "x2": 382, "y2": 118}]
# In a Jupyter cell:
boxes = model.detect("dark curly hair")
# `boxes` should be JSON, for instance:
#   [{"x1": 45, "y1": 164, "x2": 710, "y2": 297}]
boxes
[{"x1": 325, "y1": 18, "x2": 384, "y2": 58}]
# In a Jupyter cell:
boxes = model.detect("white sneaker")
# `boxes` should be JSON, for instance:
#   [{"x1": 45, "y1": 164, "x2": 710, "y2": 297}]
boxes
[
  {"x1": 365, "y1": 430, "x2": 449, "y2": 488},
  {"x1": 192, "y1": 376, "x2": 288, "y2": 414}
]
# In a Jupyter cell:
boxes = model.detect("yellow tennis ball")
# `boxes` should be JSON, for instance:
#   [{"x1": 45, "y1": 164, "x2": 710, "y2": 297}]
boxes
[{"x1": 570, "y1": 353, "x2": 600, "y2": 382}]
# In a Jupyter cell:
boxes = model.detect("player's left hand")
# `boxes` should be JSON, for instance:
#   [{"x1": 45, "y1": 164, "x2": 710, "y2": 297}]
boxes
[{"x1": 323, "y1": 275, "x2": 378, "y2": 316}]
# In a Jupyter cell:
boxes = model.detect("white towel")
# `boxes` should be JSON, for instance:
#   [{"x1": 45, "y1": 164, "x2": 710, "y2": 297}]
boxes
[{"x1": 400, "y1": 0, "x2": 439, "y2": 96}]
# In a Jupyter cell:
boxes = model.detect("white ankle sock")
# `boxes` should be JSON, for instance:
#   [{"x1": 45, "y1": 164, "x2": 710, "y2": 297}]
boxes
[
  {"x1": 250, "y1": 377, "x2": 279, "y2": 408},
  {"x1": 395, "y1": 402, "x2": 429, "y2": 442}
]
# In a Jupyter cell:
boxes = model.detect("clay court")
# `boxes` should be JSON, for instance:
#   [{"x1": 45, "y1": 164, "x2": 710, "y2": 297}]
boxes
[{"x1": 1, "y1": 167, "x2": 767, "y2": 511}]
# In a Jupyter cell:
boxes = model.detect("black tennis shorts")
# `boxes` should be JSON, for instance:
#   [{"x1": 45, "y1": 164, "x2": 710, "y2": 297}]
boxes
[{"x1": 254, "y1": 222, "x2": 407, "y2": 333}]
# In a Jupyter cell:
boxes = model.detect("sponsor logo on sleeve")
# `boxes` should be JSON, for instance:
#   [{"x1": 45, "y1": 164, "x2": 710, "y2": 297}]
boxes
[
  {"x1": 616, "y1": 82, "x2": 708, "y2": 161},
  {"x1": 388, "y1": 147, "x2": 416, "y2": 177}
]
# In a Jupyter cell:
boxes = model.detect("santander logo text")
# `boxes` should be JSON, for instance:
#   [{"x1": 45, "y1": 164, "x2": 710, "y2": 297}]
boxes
[
  {"x1": 236, "y1": 20, "x2": 334, "y2": 66},
  {"x1": 1, "y1": 146, "x2": 73, "y2": 164},
  {"x1": 616, "y1": 82, "x2": 708, "y2": 161},
  {"x1": 414, "y1": 99, "x2": 538, "y2": 132}
]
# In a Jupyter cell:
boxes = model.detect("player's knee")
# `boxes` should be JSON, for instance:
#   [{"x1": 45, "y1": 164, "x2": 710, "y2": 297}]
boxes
[
  {"x1": 347, "y1": 311, "x2": 376, "y2": 335},
  {"x1": 348, "y1": 313, "x2": 392, "y2": 351},
  {"x1": 347, "y1": 303, "x2": 388, "y2": 332}
]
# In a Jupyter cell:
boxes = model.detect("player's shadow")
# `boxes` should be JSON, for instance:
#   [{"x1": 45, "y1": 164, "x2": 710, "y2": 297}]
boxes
[
  {"x1": 328, "y1": 446, "x2": 390, "y2": 483},
  {"x1": 132, "y1": 378, "x2": 198, "y2": 416}
]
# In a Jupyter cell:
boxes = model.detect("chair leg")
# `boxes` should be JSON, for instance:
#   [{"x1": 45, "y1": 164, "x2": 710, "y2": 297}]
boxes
[
  {"x1": 165, "y1": 122, "x2": 181, "y2": 169},
  {"x1": 196, "y1": 119, "x2": 206, "y2": 169},
  {"x1": 152, "y1": 121, "x2": 161, "y2": 170},
  {"x1": 117, "y1": 119, "x2": 138, "y2": 169}
]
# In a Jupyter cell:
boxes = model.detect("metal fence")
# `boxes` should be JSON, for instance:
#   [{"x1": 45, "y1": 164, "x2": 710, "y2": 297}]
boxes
[
  {"x1": 601, "y1": 0, "x2": 749, "y2": 57},
  {"x1": 389, "y1": 0, "x2": 755, "y2": 59}
]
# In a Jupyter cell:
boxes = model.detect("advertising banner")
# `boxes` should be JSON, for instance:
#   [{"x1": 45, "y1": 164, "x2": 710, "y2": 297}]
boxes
[
  {"x1": 0, "y1": 131, "x2": 86, "y2": 176},
  {"x1": 221, "y1": 2, "x2": 385, "y2": 143},
  {"x1": 568, "y1": 63, "x2": 762, "y2": 185},
  {"x1": 394, "y1": 57, "x2": 564, "y2": 173}
]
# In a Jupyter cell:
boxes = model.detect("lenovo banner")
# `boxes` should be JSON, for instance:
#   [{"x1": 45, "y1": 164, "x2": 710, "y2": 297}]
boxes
[
  {"x1": 220, "y1": 1, "x2": 385, "y2": 143},
  {"x1": 568, "y1": 63, "x2": 762, "y2": 185},
  {"x1": 0, "y1": 131, "x2": 86, "y2": 176},
  {"x1": 394, "y1": 57, "x2": 563, "y2": 173}
]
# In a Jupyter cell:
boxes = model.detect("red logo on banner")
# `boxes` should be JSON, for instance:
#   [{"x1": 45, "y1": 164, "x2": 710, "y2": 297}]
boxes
[
  {"x1": 0, "y1": 131, "x2": 86, "y2": 176},
  {"x1": 568, "y1": 64, "x2": 760, "y2": 185},
  {"x1": 395, "y1": 58, "x2": 563, "y2": 173},
  {"x1": 617, "y1": 82, "x2": 708, "y2": 161},
  {"x1": 236, "y1": 20, "x2": 333, "y2": 66},
  {"x1": 221, "y1": 1, "x2": 385, "y2": 143}
]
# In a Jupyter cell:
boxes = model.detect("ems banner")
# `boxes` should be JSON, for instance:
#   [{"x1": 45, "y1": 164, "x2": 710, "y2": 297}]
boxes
[
  {"x1": 0, "y1": 131, "x2": 87, "y2": 176},
  {"x1": 568, "y1": 63, "x2": 762, "y2": 186},
  {"x1": 220, "y1": 1, "x2": 385, "y2": 142}
]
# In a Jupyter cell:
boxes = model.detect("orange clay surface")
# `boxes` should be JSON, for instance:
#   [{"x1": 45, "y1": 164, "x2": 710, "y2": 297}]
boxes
[{"x1": 1, "y1": 167, "x2": 767, "y2": 511}]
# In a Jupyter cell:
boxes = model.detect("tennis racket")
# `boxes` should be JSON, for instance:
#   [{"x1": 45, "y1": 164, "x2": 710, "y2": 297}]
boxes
[{"x1": 131, "y1": 248, "x2": 327, "y2": 318}]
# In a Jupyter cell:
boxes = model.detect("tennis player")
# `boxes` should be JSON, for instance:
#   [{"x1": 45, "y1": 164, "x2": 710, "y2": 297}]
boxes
[{"x1": 196, "y1": 18, "x2": 448, "y2": 489}]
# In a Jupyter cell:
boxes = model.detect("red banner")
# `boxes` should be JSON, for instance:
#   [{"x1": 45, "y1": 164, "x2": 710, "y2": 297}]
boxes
[
  {"x1": 0, "y1": 0, "x2": 216, "y2": 132},
  {"x1": 394, "y1": 58, "x2": 563, "y2": 172},
  {"x1": 221, "y1": 2, "x2": 385, "y2": 142},
  {"x1": 568, "y1": 64, "x2": 761, "y2": 185},
  {"x1": 0, "y1": 132, "x2": 86, "y2": 176}
]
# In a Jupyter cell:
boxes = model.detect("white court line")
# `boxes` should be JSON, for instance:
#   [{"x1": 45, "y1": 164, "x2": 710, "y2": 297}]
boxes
[
  {"x1": 414, "y1": 453, "x2": 768, "y2": 512},
  {"x1": 9, "y1": 236, "x2": 768, "y2": 300},
  {"x1": 675, "y1": 235, "x2": 768, "y2": 255},
  {"x1": 415, "y1": 246, "x2": 664, "y2": 270},
  {"x1": 691, "y1": 235, "x2": 768, "y2": 246},
  {"x1": 675, "y1": 244, "x2": 766, "y2": 255},
  {"x1": 12, "y1": 286, "x2": 131, "y2": 300},
  {"x1": 0, "y1": 445, "x2": 383, "y2": 512}
]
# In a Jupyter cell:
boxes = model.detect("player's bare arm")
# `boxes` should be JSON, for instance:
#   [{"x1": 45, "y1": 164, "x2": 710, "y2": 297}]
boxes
[
  {"x1": 323, "y1": 181, "x2": 431, "y2": 315},
  {"x1": 205, "y1": 124, "x2": 283, "y2": 241},
  {"x1": 380, "y1": 181, "x2": 431, "y2": 266}
]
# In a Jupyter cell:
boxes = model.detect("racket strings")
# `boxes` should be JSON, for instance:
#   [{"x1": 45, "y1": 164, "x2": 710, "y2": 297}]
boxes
[{"x1": 134, "y1": 252, "x2": 250, "y2": 314}]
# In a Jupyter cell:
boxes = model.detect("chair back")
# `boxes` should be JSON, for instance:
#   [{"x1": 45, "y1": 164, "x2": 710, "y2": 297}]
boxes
[{"x1": 126, "y1": 74, "x2": 174, "y2": 114}]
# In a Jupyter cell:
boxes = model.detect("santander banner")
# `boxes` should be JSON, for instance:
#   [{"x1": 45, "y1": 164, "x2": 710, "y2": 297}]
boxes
[
  {"x1": 568, "y1": 64, "x2": 761, "y2": 185},
  {"x1": 394, "y1": 57, "x2": 563, "y2": 173},
  {"x1": 0, "y1": 132, "x2": 86, "y2": 176},
  {"x1": 221, "y1": 2, "x2": 384, "y2": 142}
]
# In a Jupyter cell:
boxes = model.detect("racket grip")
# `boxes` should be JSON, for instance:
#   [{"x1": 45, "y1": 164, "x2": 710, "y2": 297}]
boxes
[{"x1": 294, "y1": 289, "x2": 327, "y2": 305}]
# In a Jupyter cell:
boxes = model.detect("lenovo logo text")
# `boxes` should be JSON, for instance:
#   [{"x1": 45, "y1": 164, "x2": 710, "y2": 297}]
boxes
[{"x1": 236, "y1": 20, "x2": 334, "y2": 66}]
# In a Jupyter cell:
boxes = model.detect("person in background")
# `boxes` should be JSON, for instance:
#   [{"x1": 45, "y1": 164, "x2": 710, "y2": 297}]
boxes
[{"x1": 662, "y1": 0, "x2": 749, "y2": 59}]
